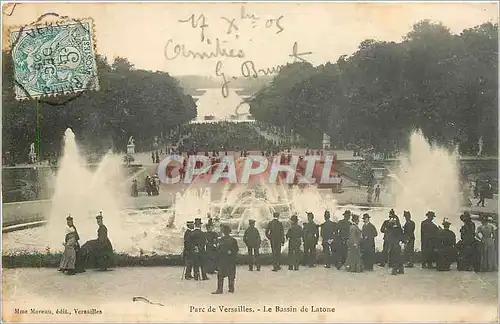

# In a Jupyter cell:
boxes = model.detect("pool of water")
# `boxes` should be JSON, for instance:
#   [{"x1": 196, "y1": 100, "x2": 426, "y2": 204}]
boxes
[{"x1": 2, "y1": 205, "x2": 468, "y2": 256}]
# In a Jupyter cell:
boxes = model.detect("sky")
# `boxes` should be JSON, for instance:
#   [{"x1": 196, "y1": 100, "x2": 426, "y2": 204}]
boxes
[{"x1": 2, "y1": 2, "x2": 498, "y2": 78}]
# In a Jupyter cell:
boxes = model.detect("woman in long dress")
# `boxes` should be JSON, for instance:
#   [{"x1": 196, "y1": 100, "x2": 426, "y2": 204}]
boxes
[
  {"x1": 476, "y1": 216, "x2": 497, "y2": 272},
  {"x1": 346, "y1": 214, "x2": 363, "y2": 273},
  {"x1": 94, "y1": 213, "x2": 114, "y2": 270},
  {"x1": 58, "y1": 226, "x2": 78, "y2": 275}
]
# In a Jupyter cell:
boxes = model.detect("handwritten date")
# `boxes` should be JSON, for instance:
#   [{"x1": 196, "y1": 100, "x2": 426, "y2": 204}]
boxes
[{"x1": 179, "y1": 14, "x2": 209, "y2": 42}]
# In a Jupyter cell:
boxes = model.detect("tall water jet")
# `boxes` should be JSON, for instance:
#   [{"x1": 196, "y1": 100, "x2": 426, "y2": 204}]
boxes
[
  {"x1": 392, "y1": 130, "x2": 461, "y2": 221},
  {"x1": 45, "y1": 128, "x2": 125, "y2": 251},
  {"x1": 172, "y1": 187, "x2": 212, "y2": 227}
]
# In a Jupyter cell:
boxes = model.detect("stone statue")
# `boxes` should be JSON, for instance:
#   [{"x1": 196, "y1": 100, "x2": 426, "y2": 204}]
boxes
[
  {"x1": 127, "y1": 136, "x2": 136, "y2": 156},
  {"x1": 322, "y1": 133, "x2": 331, "y2": 150},
  {"x1": 28, "y1": 143, "x2": 37, "y2": 163}
]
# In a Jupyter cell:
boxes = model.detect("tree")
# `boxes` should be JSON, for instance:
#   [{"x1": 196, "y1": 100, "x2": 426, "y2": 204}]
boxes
[
  {"x1": 2, "y1": 52, "x2": 196, "y2": 163},
  {"x1": 247, "y1": 20, "x2": 498, "y2": 155}
]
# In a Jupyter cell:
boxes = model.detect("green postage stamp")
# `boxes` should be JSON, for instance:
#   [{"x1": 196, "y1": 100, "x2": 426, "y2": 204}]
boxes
[{"x1": 10, "y1": 18, "x2": 100, "y2": 100}]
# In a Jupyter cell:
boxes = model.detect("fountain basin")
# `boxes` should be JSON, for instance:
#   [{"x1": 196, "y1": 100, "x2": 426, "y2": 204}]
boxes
[
  {"x1": 2, "y1": 205, "x2": 479, "y2": 258},
  {"x1": 3, "y1": 250, "x2": 432, "y2": 269}
]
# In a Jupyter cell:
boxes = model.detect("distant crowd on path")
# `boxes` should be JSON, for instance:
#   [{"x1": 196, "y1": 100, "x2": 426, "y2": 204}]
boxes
[
  {"x1": 181, "y1": 208, "x2": 498, "y2": 294},
  {"x1": 58, "y1": 213, "x2": 114, "y2": 276}
]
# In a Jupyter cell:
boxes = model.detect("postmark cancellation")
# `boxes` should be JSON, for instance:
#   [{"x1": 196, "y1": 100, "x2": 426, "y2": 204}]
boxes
[{"x1": 10, "y1": 18, "x2": 100, "y2": 100}]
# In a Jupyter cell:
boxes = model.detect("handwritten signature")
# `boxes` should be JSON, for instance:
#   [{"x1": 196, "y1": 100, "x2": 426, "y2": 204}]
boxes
[
  {"x1": 216, "y1": 41, "x2": 312, "y2": 98},
  {"x1": 165, "y1": 38, "x2": 244, "y2": 60}
]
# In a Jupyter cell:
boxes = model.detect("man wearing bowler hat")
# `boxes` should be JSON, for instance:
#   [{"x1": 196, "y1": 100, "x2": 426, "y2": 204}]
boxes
[
  {"x1": 286, "y1": 214, "x2": 303, "y2": 270},
  {"x1": 320, "y1": 210, "x2": 338, "y2": 268},
  {"x1": 243, "y1": 219, "x2": 261, "y2": 271},
  {"x1": 337, "y1": 210, "x2": 352, "y2": 269},
  {"x1": 205, "y1": 222, "x2": 218, "y2": 274},
  {"x1": 212, "y1": 225, "x2": 239, "y2": 294},
  {"x1": 379, "y1": 209, "x2": 395, "y2": 267},
  {"x1": 420, "y1": 211, "x2": 440, "y2": 268},
  {"x1": 191, "y1": 218, "x2": 209, "y2": 280},
  {"x1": 303, "y1": 212, "x2": 319, "y2": 267},
  {"x1": 265, "y1": 212, "x2": 285, "y2": 271},
  {"x1": 402, "y1": 211, "x2": 416, "y2": 268}
]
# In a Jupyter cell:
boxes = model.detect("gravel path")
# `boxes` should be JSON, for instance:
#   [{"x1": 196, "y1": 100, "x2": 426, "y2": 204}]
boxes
[{"x1": 2, "y1": 266, "x2": 497, "y2": 322}]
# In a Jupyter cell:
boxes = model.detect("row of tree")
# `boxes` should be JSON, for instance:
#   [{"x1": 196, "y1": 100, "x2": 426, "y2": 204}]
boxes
[
  {"x1": 248, "y1": 20, "x2": 498, "y2": 155},
  {"x1": 2, "y1": 55, "x2": 197, "y2": 164}
]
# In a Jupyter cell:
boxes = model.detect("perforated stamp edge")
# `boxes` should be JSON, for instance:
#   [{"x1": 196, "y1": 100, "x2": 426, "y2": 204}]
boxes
[{"x1": 8, "y1": 15, "x2": 100, "y2": 101}]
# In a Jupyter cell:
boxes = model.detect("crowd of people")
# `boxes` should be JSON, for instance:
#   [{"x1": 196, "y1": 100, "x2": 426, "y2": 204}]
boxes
[
  {"x1": 182, "y1": 209, "x2": 498, "y2": 294},
  {"x1": 58, "y1": 213, "x2": 114, "y2": 275},
  {"x1": 174, "y1": 122, "x2": 281, "y2": 153}
]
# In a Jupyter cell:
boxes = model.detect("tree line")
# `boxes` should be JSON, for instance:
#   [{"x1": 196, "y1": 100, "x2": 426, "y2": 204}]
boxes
[
  {"x1": 2, "y1": 54, "x2": 197, "y2": 164},
  {"x1": 248, "y1": 20, "x2": 498, "y2": 156}
]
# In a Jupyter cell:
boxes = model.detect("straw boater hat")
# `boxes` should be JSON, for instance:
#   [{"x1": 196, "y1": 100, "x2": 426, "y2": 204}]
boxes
[{"x1": 248, "y1": 219, "x2": 256, "y2": 224}]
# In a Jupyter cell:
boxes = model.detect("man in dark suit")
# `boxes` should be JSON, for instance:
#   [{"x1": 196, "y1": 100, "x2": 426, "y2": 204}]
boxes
[
  {"x1": 212, "y1": 225, "x2": 239, "y2": 294},
  {"x1": 402, "y1": 211, "x2": 415, "y2": 268},
  {"x1": 183, "y1": 221, "x2": 195, "y2": 280},
  {"x1": 303, "y1": 212, "x2": 319, "y2": 267},
  {"x1": 205, "y1": 222, "x2": 218, "y2": 274},
  {"x1": 286, "y1": 215, "x2": 303, "y2": 271},
  {"x1": 243, "y1": 219, "x2": 261, "y2": 271},
  {"x1": 265, "y1": 212, "x2": 285, "y2": 271},
  {"x1": 191, "y1": 218, "x2": 209, "y2": 280},
  {"x1": 421, "y1": 211, "x2": 440, "y2": 268},
  {"x1": 320, "y1": 210, "x2": 338, "y2": 268},
  {"x1": 337, "y1": 210, "x2": 351, "y2": 269},
  {"x1": 379, "y1": 210, "x2": 394, "y2": 266}
]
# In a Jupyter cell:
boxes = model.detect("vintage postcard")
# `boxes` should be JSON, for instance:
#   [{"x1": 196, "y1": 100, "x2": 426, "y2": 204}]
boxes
[{"x1": 1, "y1": 1, "x2": 498, "y2": 322}]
